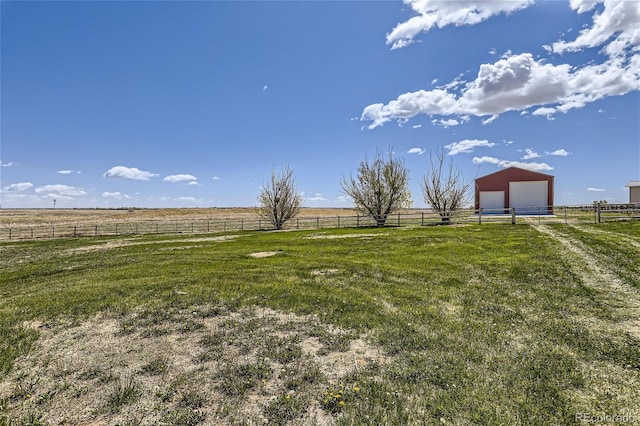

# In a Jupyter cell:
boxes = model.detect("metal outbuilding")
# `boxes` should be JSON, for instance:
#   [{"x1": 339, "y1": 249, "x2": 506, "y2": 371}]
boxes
[
  {"x1": 627, "y1": 181, "x2": 640, "y2": 203},
  {"x1": 475, "y1": 167, "x2": 554, "y2": 214}
]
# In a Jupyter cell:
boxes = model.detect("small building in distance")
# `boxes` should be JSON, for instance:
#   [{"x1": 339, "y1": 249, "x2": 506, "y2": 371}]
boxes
[
  {"x1": 475, "y1": 167, "x2": 554, "y2": 214},
  {"x1": 627, "y1": 180, "x2": 640, "y2": 203}
]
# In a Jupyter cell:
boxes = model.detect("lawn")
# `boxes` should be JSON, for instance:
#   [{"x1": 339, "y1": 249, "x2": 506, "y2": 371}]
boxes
[{"x1": 1, "y1": 223, "x2": 639, "y2": 425}]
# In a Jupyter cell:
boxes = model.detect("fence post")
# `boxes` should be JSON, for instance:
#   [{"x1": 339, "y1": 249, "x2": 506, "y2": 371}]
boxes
[
  {"x1": 356, "y1": 215, "x2": 360, "y2": 228},
  {"x1": 8, "y1": 229, "x2": 11, "y2": 240},
  {"x1": 597, "y1": 202, "x2": 602, "y2": 223},
  {"x1": 258, "y1": 219, "x2": 261, "y2": 230},
  {"x1": 95, "y1": 225, "x2": 98, "y2": 237},
  {"x1": 191, "y1": 222, "x2": 194, "y2": 233},
  {"x1": 337, "y1": 216, "x2": 340, "y2": 228},
  {"x1": 316, "y1": 216, "x2": 319, "y2": 229},
  {"x1": 564, "y1": 206, "x2": 567, "y2": 225},
  {"x1": 397, "y1": 212, "x2": 401, "y2": 227},
  {"x1": 116, "y1": 224, "x2": 118, "y2": 235},
  {"x1": 512, "y1": 208, "x2": 516, "y2": 225},
  {"x1": 296, "y1": 218, "x2": 299, "y2": 229},
  {"x1": 52, "y1": 226, "x2": 55, "y2": 238},
  {"x1": 241, "y1": 219, "x2": 244, "y2": 231},
  {"x1": 136, "y1": 224, "x2": 139, "y2": 234},
  {"x1": 479, "y1": 209, "x2": 482, "y2": 225},
  {"x1": 207, "y1": 220, "x2": 210, "y2": 233},
  {"x1": 74, "y1": 226, "x2": 77, "y2": 237},
  {"x1": 31, "y1": 228, "x2": 34, "y2": 239},
  {"x1": 538, "y1": 206, "x2": 541, "y2": 225},
  {"x1": 421, "y1": 212, "x2": 424, "y2": 226}
]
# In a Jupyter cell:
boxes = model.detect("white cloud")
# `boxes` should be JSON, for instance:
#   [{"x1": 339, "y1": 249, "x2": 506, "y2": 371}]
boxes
[
  {"x1": 587, "y1": 187, "x2": 606, "y2": 192},
  {"x1": 482, "y1": 115, "x2": 499, "y2": 125},
  {"x1": 1, "y1": 161, "x2": 17, "y2": 167},
  {"x1": 263, "y1": 85, "x2": 268, "y2": 91},
  {"x1": 532, "y1": 107, "x2": 557, "y2": 120},
  {"x1": 407, "y1": 147, "x2": 426, "y2": 155},
  {"x1": 212, "y1": 176, "x2": 220, "y2": 181},
  {"x1": 498, "y1": 160, "x2": 553, "y2": 171},
  {"x1": 552, "y1": 0, "x2": 640, "y2": 58},
  {"x1": 386, "y1": 0, "x2": 534, "y2": 50},
  {"x1": 472, "y1": 156, "x2": 553, "y2": 171},
  {"x1": 412, "y1": 124, "x2": 423, "y2": 129},
  {"x1": 175, "y1": 197, "x2": 200, "y2": 202},
  {"x1": 35, "y1": 184, "x2": 87, "y2": 197},
  {"x1": 163, "y1": 174, "x2": 198, "y2": 183},
  {"x1": 188, "y1": 181, "x2": 199, "y2": 186},
  {"x1": 431, "y1": 118, "x2": 461, "y2": 128},
  {"x1": 472, "y1": 156, "x2": 500, "y2": 165},
  {"x1": 57, "y1": 170, "x2": 73, "y2": 175},
  {"x1": 549, "y1": 149, "x2": 570, "y2": 156},
  {"x1": 362, "y1": 43, "x2": 640, "y2": 129},
  {"x1": 102, "y1": 191, "x2": 131, "y2": 199},
  {"x1": 306, "y1": 193, "x2": 326, "y2": 202},
  {"x1": 4, "y1": 182, "x2": 33, "y2": 191},
  {"x1": 522, "y1": 148, "x2": 541, "y2": 160},
  {"x1": 445, "y1": 139, "x2": 495, "y2": 155},
  {"x1": 104, "y1": 166, "x2": 158, "y2": 181}
]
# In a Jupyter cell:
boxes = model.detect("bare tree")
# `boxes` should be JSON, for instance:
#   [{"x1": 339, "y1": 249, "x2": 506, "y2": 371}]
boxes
[
  {"x1": 341, "y1": 149, "x2": 412, "y2": 226},
  {"x1": 257, "y1": 165, "x2": 303, "y2": 230},
  {"x1": 420, "y1": 149, "x2": 471, "y2": 224}
]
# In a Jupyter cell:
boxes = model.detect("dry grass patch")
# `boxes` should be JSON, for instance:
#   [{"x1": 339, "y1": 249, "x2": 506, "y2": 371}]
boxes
[{"x1": 0, "y1": 306, "x2": 388, "y2": 425}]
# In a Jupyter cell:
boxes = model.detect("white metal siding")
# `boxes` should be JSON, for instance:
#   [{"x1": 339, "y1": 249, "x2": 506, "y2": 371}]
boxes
[
  {"x1": 509, "y1": 181, "x2": 547, "y2": 214},
  {"x1": 479, "y1": 191, "x2": 505, "y2": 212}
]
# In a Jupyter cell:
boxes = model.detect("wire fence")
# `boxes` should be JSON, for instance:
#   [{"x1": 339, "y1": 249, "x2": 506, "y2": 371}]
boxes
[{"x1": 1, "y1": 204, "x2": 639, "y2": 241}]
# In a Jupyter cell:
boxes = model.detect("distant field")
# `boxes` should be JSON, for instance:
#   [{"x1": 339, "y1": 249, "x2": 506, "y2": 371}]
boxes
[
  {"x1": 0, "y1": 207, "x2": 362, "y2": 227},
  {"x1": 1, "y1": 222, "x2": 639, "y2": 424}
]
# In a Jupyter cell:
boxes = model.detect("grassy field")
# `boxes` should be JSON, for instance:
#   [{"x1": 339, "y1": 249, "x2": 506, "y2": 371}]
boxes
[{"x1": 1, "y1": 222, "x2": 639, "y2": 425}]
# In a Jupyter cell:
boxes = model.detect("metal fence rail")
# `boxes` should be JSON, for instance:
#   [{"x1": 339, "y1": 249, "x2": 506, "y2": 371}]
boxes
[{"x1": 1, "y1": 204, "x2": 638, "y2": 241}]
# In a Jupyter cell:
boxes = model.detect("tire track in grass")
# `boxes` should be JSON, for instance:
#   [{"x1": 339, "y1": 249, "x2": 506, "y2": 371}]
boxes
[
  {"x1": 571, "y1": 224, "x2": 640, "y2": 250},
  {"x1": 531, "y1": 224, "x2": 640, "y2": 339}
]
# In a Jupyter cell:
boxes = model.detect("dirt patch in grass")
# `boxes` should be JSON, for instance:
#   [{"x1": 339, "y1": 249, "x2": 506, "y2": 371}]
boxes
[
  {"x1": 304, "y1": 233, "x2": 387, "y2": 240},
  {"x1": 63, "y1": 235, "x2": 241, "y2": 255},
  {"x1": 310, "y1": 269, "x2": 339, "y2": 277},
  {"x1": 248, "y1": 251, "x2": 281, "y2": 258},
  {"x1": 1, "y1": 306, "x2": 387, "y2": 425}
]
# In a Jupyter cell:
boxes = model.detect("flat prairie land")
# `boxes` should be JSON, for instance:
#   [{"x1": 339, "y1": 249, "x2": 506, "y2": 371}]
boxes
[
  {"x1": 1, "y1": 222, "x2": 639, "y2": 425},
  {"x1": 0, "y1": 208, "x2": 362, "y2": 227}
]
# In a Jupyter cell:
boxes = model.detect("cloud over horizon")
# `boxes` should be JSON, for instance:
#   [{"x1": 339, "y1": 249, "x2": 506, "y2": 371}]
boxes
[
  {"x1": 445, "y1": 139, "x2": 495, "y2": 156},
  {"x1": 103, "y1": 166, "x2": 158, "y2": 181},
  {"x1": 163, "y1": 174, "x2": 198, "y2": 184}
]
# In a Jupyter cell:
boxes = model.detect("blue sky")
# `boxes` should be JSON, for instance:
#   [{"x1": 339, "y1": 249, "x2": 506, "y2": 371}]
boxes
[{"x1": 1, "y1": 0, "x2": 639, "y2": 209}]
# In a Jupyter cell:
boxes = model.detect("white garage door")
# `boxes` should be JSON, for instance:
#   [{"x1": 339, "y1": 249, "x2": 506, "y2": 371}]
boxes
[
  {"x1": 509, "y1": 181, "x2": 547, "y2": 214},
  {"x1": 479, "y1": 191, "x2": 505, "y2": 213}
]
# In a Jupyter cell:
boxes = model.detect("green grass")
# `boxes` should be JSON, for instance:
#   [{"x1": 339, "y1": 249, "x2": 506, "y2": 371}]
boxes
[{"x1": 1, "y1": 224, "x2": 639, "y2": 424}]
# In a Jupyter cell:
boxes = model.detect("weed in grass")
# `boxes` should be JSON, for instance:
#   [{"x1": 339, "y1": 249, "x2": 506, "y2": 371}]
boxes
[
  {"x1": 320, "y1": 382, "x2": 359, "y2": 414},
  {"x1": 140, "y1": 357, "x2": 169, "y2": 376},
  {"x1": 161, "y1": 407, "x2": 206, "y2": 426},
  {"x1": 105, "y1": 378, "x2": 141, "y2": 414},
  {"x1": 218, "y1": 360, "x2": 272, "y2": 397},
  {"x1": 11, "y1": 413, "x2": 46, "y2": 426},
  {"x1": 263, "y1": 392, "x2": 308, "y2": 425},
  {"x1": 261, "y1": 335, "x2": 303, "y2": 364},
  {"x1": 177, "y1": 390, "x2": 206, "y2": 410},
  {"x1": 282, "y1": 360, "x2": 323, "y2": 391}
]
